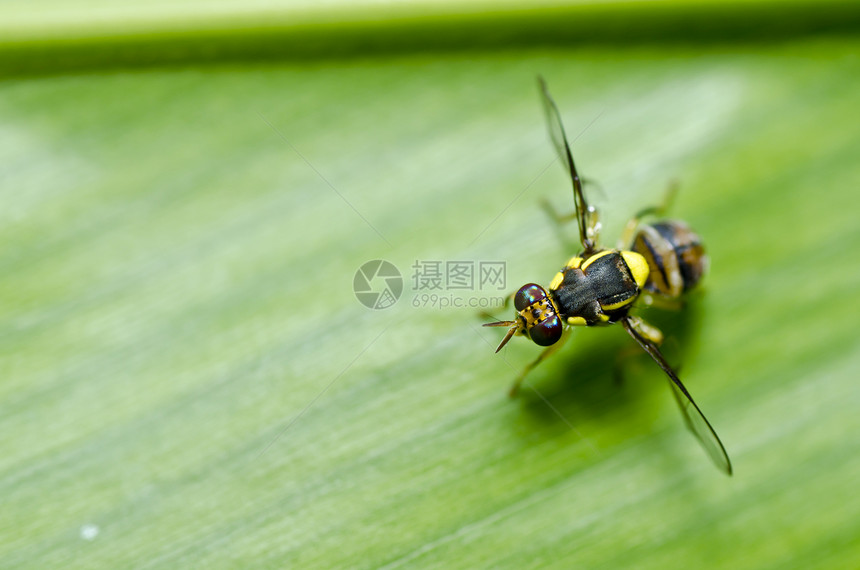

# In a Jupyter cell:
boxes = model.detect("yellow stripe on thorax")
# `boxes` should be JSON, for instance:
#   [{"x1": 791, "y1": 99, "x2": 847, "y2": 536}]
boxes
[
  {"x1": 564, "y1": 256, "x2": 584, "y2": 270},
  {"x1": 601, "y1": 297, "x2": 635, "y2": 311},
  {"x1": 580, "y1": 249, "x2": 615, "y2": 270}
]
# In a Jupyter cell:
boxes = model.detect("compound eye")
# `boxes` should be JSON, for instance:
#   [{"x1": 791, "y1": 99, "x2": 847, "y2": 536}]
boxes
[
  {"x1": 529, "y1": 315, "x2": 562, "y2": 346},
  {"x1": 514, "y1": 283, "x2": 547, "y2": 311}
]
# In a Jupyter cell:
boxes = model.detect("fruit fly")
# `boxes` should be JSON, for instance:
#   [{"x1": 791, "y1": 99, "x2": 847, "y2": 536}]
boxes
[{"x1": 484, "y1": 77, "x2": 732, "y2": 475}]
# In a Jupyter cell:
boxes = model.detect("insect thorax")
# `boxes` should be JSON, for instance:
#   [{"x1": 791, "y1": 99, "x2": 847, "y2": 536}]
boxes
[{"x1": 549, "y1": 249, "x2": 648, "y2": 326}]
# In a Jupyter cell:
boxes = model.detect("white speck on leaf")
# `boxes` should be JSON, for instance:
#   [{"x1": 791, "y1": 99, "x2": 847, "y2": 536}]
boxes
[{"x1": 80, "y1": 524, "x2": 99, "y2": 541}]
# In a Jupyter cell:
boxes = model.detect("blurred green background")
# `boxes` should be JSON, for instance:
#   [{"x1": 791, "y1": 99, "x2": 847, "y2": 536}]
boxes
[{"x1": 1, "y1": 1, "x2": 859, "y2": 568}]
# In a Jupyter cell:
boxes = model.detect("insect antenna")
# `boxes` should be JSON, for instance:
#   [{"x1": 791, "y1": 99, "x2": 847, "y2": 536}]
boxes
[{"x1": 483, "y1": 320, "x2": 519, "y2": 352}]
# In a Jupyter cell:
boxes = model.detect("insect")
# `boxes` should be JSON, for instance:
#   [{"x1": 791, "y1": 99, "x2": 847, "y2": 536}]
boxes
[{"x1": 484, "y1": 77, "x2": 732, "y2": 475}]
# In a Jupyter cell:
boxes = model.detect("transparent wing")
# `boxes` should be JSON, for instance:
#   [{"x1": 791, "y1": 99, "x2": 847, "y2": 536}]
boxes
[
  {"x1": 621, "y1": 317, "x2": 733, "y2": 475},
  {"x1": 538, "y1": 76, "x2": 596, "y2": 255}
]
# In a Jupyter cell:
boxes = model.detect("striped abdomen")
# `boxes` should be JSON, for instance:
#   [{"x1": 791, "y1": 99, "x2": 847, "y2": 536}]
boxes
[{"x1": 632, "y1": 221, "x2": 708, "y2": 299}]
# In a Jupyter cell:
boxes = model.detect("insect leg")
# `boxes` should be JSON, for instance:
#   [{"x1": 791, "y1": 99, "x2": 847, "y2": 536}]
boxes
[
  {"x1": 636, "y1": 292, "x2": 685, "y2": 311},
  {"x1": 618, "y1": 180, "x2": 679, "y2": 249},
  {"x1": 477, "y1": 289, "x2": 515, "y2": 321},
  {"x1": 625, "y1": 315, "x2": 664, "y2": 346},
  {"x1": 541, "y1": 198, "x2": 602, "y2": 247},
  {"x1": 540, "y1": 198, "x2": 578, "y2": 225},
  {"x1": 508, "y1": 327, "x2": 569, "y2": 397}
]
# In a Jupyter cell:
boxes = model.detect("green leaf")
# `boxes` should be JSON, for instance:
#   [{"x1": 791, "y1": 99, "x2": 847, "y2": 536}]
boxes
[{"x1": 1, "y1": 3, "x2": 859, "y2": 568}]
